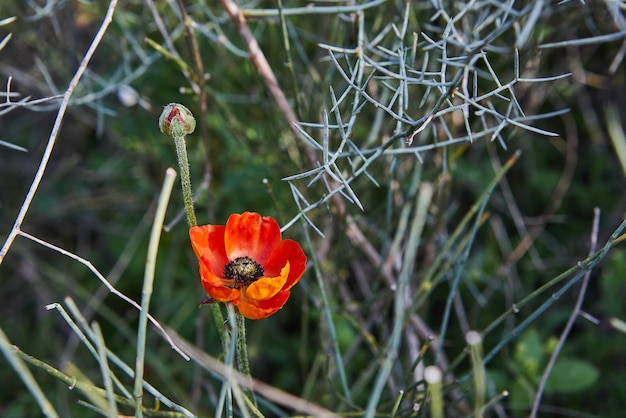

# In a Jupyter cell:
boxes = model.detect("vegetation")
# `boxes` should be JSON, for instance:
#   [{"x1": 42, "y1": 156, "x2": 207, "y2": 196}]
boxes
[{"x1": 1, "y1": 0, "x2": 626, "y2": 417}]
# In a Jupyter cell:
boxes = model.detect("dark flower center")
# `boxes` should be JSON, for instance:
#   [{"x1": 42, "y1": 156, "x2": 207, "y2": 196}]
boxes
[{"x1": 224, "y1": 256, "x2": 264, "y2": 288}]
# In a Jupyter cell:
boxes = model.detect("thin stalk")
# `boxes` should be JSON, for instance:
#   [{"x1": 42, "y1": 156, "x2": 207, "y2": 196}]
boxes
[
  {"x1": 52, "y1": 299, "x2": 194, "y2": 417},
  {"x1": 364, "y1": 182, "x2": 434, "y2": 418},
  {"x1": 226, "y1": 307, "x2": 253, "y2": 418},
  {"x1": 175, "y1": 0, "x2": 214, "y2": 196},
  {"x1": 482, "y1": 216, "x2": 626, "y2": 339},
  {"x1": 20, "y1": 231, "x2": 188, "y2": 360},
  {"x1": 389, "y1": 390, "x2": 405, "y2": 418},
  {"x1": 435, "y1": 187, "x2": 490, "y2": 364},
  {"x1": 235, "y1": 313, "x2": 257, "y2": 408},
  {"x1": 0, "y1": 0, "x2": 119, "y2": 265},
  {"x1": 48, "y1": 301, "x2": 133, "y2": 400},
  {"x1": 424, "y1": 366, "x2": 444, "y2": 418},
  {"x1": 165, "y1": 326, "x2": 340, "y2": 417},
  {"x1": 242, "y1": 0, "x2": 386, "y2": 17},
  {"x1": 93, "y1": 322, "x2": 119, "y2": 417},
  {"x1": 276, "y1": 0, "x2": 303, "y2": 119},
  {"x1": 451, "y1": 215, "x2": 626, "y2": 383},
  {"x1": 301, "y1": 224, "x2": 352, "y2": 402},
  {"x1": 161, "y1": 104, "x2": 229, "y2": 358},
  {"x1": 173, "y1": 135, "x2": 197, "y2": 228},
  {"x1": 134, "y1": 168, "x2": 177, "y2": 417},
  {"x1": 217, "y1": 305, "x2": 238, "y2": 418},
  {"x1": 465, "y1": 331, "x2": 486, "y2": 418},
  {"x1": 0, "y1": 327, "x2": 59, "y2": 418},
  {"x1": 415, "y1": 150, "x2": 521, "y2": 309},
  {"x1": 529, "y1": 208, "x2": 601, "y2": 418},
  {"x1": 8, "y1": 341, "x2": 191, "y2": 417}
]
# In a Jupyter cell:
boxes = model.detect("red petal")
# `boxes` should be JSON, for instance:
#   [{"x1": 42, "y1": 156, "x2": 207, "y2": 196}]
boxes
[
  {"x1": 233, "y1": 291, "x2": 290, "y2": 319},
  {"x1": 190, "y1": 225, "x2": 228, "y2": 274},
  {"x1": 224, "y1": 212, "x2": 281, "y2": 265},
  {"x1": 264, "y1": 239, "x2": 306, "y2": 290},
  {"x1": 253, "y1": 290, "x2": 291, "y2": 309}
]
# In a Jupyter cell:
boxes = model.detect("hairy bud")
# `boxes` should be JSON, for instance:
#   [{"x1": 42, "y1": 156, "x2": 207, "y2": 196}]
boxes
[{"x1": 159, "y1": 103, "x2": 196, "y2": 137}]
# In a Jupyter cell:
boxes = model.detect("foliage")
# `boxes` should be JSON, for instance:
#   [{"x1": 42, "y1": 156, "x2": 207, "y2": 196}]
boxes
[{"x1": 1, "y1": 0, "x2": 626, "y2": 417}]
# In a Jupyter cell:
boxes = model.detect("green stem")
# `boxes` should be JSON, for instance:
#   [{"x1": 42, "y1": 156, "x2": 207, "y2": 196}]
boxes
[
  {"x1": 4, "y1": 337, "x2": 190, "y2": 417},
  {"x1": 173, "y1": 135, "x2": 197, "y2": 228},
  {"x1": 235, "y1": 313, "x2": 257, "y2": 407},
  {"x1": 134, "y1": 168, "x2": 176, "y2": 418},
  {"x1": 211, "y1": 304, "x2": 229, "y2": 354},
  {"x1": 0, "y1": 327, "x2": 59, "y2": 418},
  {"x1": 466, "y1": 331, "x2": 486, "y2": 418},
  {"x1": 93, "y1": 322, "x2": 118, "y2": 417},
  {"x1": 166, "y1": 107, "x2": 236, "y2": 406},
  {"x1": 169, "y1": 114, "x2": 231, "y2": 362},
  {"x1": 425, "y1": 366, "x2": 444, "y2": 418}
]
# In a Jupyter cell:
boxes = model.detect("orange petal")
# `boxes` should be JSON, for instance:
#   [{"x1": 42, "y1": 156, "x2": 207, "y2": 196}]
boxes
[
  {"x1": 224, "y1": 212, "x2": 281, "y2": 265},
  {"x1": 264, "y1": 239, "x2": 307, "y2": 290},
  {"x1": 190, "y1": 225, "x2": 228, "y2": 274},
  {"x1": 202, "y1": 281, "x2": 240, "y2": 302},
  {"x1": 246, "y1": 262, "x2": 290, "y2": 301},
  {"x1": 233, "y1": 291, "x2": 290, "y2": 320}
]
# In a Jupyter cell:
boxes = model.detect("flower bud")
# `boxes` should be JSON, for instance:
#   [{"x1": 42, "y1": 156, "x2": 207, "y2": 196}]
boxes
[{"x1": 159, "y1": 103, "x2": 196, "y2": 137}]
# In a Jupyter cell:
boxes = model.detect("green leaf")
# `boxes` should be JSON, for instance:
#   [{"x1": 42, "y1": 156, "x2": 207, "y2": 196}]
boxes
[
  {"x1": 514, "y1": 328, "x2": 545, "y2": 378},
  {"x1": 544, "y1": 358, "x2": 599, "y2": 394}
]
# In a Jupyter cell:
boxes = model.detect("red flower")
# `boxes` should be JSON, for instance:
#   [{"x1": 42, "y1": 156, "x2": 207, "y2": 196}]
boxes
[{"x1": 189, "y1": 212, "x2": 307, "y2": 319}]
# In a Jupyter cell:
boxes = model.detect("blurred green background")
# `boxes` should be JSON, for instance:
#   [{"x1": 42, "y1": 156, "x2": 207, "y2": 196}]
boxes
[{"x1": 1, "y1": 0, "x2": 626, "y2": 417}]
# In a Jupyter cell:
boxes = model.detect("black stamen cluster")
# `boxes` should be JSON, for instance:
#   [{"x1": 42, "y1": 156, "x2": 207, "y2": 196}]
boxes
[{"x1": 224, "y1": 256, "x2": 264, "y2": 288}]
